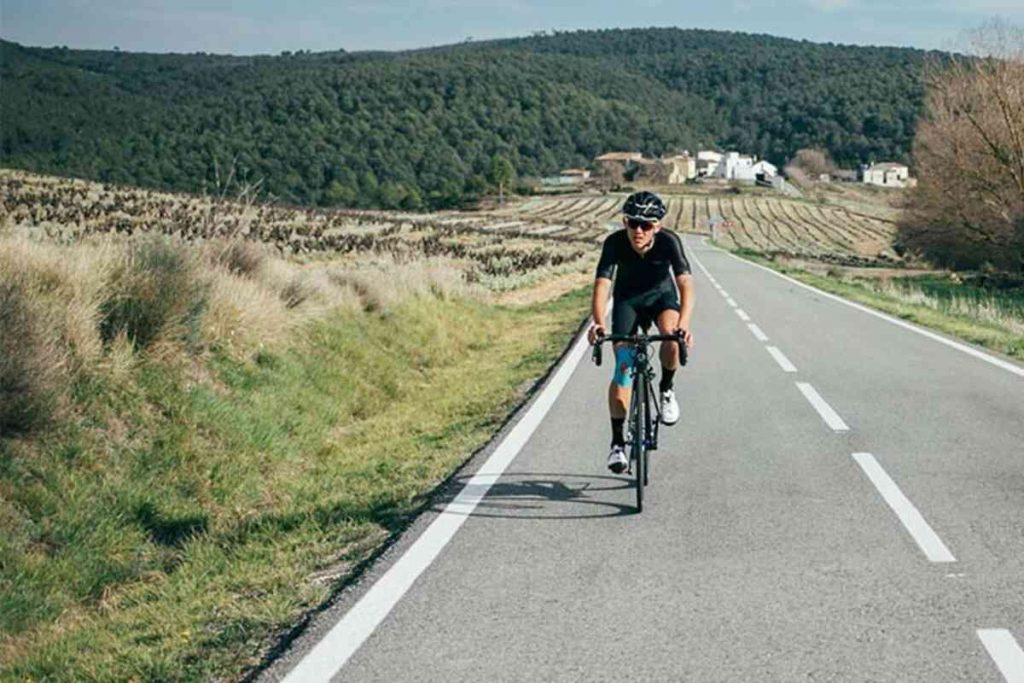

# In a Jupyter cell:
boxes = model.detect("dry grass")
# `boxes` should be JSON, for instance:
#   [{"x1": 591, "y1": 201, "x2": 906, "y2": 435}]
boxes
[{"x1": 0, "y1": 227, "x2": 483, "y2": 436}]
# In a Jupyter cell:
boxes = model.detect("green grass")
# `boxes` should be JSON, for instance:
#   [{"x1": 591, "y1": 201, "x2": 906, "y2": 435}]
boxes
[
  {"x1": 725, "y1": 248, "x2": 1024, "y2": 360},
  {"x1": 1, "y1": 287, "x2": 589, "y2": 681}
]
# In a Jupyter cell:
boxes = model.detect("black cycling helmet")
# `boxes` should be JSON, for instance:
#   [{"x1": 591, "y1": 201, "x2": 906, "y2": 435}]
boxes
[{"x1": 622, "y1": 191, "x2": 667, "y2": 223}]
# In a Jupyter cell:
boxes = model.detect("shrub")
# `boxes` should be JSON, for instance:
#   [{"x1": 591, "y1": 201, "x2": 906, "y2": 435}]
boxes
[
  {"x1": 100, "y1": 237, "x2": 208, "y2": 351},
  {"x1": 205, "y1": 239, "x2": 266, "y2": 278},
  {"x1": 0, "y1": 278, "x2": 61, "y2": 435}
]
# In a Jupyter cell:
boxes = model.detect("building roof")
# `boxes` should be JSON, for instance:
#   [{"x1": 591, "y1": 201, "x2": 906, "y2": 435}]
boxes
[
  {"x1": 867, "y1": 162, "x2": 909, "y2": 171},
  {"x1": 595, "y1": 152, "x2": 644, "y2": 162}
]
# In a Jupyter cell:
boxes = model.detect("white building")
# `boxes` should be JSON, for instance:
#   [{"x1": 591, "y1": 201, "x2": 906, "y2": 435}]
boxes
[
  {"x1": 750, "y1": 160, "x2": 778, "y2": 180},
  {"x1": 713, "y1": 152, "x2": 753, "y2": 180},
  {"x1": 860, "y1": 162, "x2": 910, "y2": 188},
  {"x1": 696, "y1": 150, "x2": 723, "y2": 177}
]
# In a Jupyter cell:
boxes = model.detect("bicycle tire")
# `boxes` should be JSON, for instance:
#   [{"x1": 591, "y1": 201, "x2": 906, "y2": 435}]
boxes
[
  {"x1": 643, "y1": 385, "x2": 651, "y2": 488},
  {"x1": 633, "y1": 374, "x2": 646, "y2": 512}
]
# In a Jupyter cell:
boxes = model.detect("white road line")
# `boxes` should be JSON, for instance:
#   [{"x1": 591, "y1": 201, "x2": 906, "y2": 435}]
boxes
[
  {"x1": 796, "y1": 382, "x2": 849, "y2": 431},
  {"x1": 726, "y1": 297, "x2": 738, "y2": 307},
  {"x1": 852, "y1": 453, "x2": 956, "y2": 563},
  {"x1": 282, "y1": 330, "x2": 592, "y2": 682},
  {"x1": 715, "y1": 246, "x2": 1024, "y2": 380},
  {"x1": 979, "y1": 629, "x2": 1024, "y2": 682},
  {"x1": 747, "y1": 323, "x2": 769, "y2": 342},
  {"x1": 735, "y1": 308, "x2": 751, "y2": 321},
  {"x1": 766, "y1": 346, "x2": 797, "y2": 372},
  {"x1": 692, "y1": 253, "x2": 715, "y2": 280}
]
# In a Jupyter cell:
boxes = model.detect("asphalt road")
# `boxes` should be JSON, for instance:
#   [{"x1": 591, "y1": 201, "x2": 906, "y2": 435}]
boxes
[{"x1": 264, "y1": 238, "x2": 1024, "y2": 682}]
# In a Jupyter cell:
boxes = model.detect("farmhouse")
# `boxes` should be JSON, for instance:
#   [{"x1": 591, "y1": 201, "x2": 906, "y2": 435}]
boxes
[
  {"x1": 558, "y1": 168, "x2": 591, "y2": 184},
  {"x1": 860, "y1": 162, "x2": 911, "y2": 188},
  {"x1": 707, "y1": 152, "x2": 778, "y2": 182},
  {"x1": 594, "y1": 151, "x2": 644, "y2": 173},
  {"x1": 696, "y1": 150, "x2": 724, "y2": 177},
  {"x1": 660, "y1": 154, "x2": 696, "y2": 183}
]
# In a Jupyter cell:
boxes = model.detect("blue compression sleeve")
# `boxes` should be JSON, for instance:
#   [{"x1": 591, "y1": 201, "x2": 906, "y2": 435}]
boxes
[{"x1": 613, "y1": 346, "x2": 635, "y2": 388}]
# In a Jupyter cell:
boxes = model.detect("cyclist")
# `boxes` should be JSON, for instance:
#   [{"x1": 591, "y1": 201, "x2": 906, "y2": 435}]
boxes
[{"x1": 587, "y1": 191, "x2": 695, "y2": 474}]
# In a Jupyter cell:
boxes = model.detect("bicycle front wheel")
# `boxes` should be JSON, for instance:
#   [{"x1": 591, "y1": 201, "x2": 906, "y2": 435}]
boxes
[{"x1": 633, "y1": 375, "x2": 646, "y2": 512}]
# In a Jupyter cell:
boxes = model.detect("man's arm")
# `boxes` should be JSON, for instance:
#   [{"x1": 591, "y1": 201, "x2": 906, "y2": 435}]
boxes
[
  {"x1": 676, "y1": 273, "x2": 695, "y2": 346},
  {"x1": 589, "y1": 277, "x2": 613, "y2": 343}
]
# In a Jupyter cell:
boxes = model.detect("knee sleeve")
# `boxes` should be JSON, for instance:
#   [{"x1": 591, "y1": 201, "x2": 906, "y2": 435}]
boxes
[{"x1": 612, "y1": 346, "x2": 635, "y2": 388}]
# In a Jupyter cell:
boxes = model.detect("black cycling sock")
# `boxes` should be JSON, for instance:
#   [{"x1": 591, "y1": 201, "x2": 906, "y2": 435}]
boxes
[
  {"x1": 611, "y1": 417, "x2": 625, "y2": 446},
  {"x1": 659, "y1": 367, "x2": 676, "y2": 393}
]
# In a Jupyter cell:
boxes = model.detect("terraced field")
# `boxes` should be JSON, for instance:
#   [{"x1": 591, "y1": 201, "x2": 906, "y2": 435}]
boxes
[
  {"x1": 0, "y1": 171, "x2": 597, "y2": 290},
  {"x1": 1, "y1": 171, "x2": 901, "y2": 279},
  {"x1": 485, "y1": 191, "x2": 900, "y2": 266}
]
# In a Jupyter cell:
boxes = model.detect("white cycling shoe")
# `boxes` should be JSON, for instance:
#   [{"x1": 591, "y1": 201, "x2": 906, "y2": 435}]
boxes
[
  {"x1": 661, "y1": 389, "x2": 680, "y2": 425},
  {"x1": 607, "y1": 444, "x2": 628, "y2": 474}
]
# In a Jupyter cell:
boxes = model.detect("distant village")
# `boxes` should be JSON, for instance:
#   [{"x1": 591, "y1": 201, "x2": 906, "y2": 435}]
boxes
[{"x1": 549, "y1": 150, "x2": 913, "y2": 190}]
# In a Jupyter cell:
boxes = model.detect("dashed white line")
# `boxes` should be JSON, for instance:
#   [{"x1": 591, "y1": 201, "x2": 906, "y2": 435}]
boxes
[
  {"x1": 715, "y1": 245, "x2": 1024, "y2": 380},
  {"x1": 796, "y1": 382, "x2": 848, "y2": 431},
  {"x1": 726, "y1": 297, "x2": 738, "y2": 307},
  {"x1": 766, "y1": 346, "x2": 797, "y2": 372},
  {"x1": 747, "y1": 323, "x2": 769, "y2": 342},
  {"x1": 735, "y1": 308, "x2": 751, "y2": 321},
  {"x1": 979, "y1": 629, "x2": 1024, "y2": 682},
  {"x1": 852, "y1": 453, "x2": 956, "y2": 563},
  {"x1": 281, "y1": 330, "x2": 592, "y2": 681}
]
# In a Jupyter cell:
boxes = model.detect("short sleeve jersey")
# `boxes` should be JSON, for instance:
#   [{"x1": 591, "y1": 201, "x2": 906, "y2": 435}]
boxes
[{"x1": 595, "y1": 228, "x2": 691, "y2": 298}]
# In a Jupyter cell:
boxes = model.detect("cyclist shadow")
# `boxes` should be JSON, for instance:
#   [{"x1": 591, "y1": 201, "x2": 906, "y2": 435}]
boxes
[{"x1": 434, "y1": 472, "x2": 636, "y2": 519}]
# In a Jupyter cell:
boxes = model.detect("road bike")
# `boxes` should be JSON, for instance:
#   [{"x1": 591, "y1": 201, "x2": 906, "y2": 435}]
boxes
[{"x1": 592, "y1": 329, "x2": 688, "y2": 512}]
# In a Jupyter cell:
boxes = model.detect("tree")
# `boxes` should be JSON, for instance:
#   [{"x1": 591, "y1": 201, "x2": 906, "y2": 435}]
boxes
[
  {"x1": 784, "y1": 147, "x2": 837, "y2": 184},
  {"x1": 489, "y1": 154, "x2": 515, "y2": 205},
  {"x1": 899, "y1": 23, "x2": 1024, "y2": 272}
]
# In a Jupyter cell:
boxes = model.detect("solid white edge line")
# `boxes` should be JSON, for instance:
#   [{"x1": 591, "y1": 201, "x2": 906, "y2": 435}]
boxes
[
  {"x1": 282, "y1": 329, "x2": 592, "y2": 682},
  {"x1": 979, "y1": 629, "x2": 1024, "y2": 682},
  {"x1": 747, "y1": 323, "x2": 769, "y2": 342},
  {"x1": 712, "y1": 244, "x2": 1024, "y2": 380},
  {"x1": 735, "y1": 308, "x2": 751, "y2": 321},
  {"x1": 766, "y1": 346, "x2": 797, "y2": 372},
  {"x1": 796, "y1": 382, "x2": 849, "y2": 431},
  {"x1": 852, "y1": 453, "x2": 956, "y2": 563}
]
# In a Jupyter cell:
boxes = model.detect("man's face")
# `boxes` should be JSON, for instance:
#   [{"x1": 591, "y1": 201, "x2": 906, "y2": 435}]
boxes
[{"x1": 624, "y1": 217, "x2": 659, "y2": 251}]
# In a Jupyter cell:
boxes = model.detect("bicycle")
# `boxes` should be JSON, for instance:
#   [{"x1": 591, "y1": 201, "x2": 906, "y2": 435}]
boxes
[{"x1": 592, "y1": 329, "x2": 688, "y2": 513}]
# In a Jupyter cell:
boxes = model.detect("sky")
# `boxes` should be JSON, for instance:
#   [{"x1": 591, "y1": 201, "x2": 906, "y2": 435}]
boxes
[{"x1": 2, "y1": 0, "x2": 1022, "y2": 55}]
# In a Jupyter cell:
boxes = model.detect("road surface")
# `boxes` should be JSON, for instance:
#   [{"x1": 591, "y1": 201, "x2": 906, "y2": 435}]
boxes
[{"x1": 263, "y1": 238, "x2": 1024, "y2": 682}]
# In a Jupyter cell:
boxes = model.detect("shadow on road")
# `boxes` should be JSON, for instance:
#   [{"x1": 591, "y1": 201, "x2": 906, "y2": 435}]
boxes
[{"x1": 433, "y1": 471, "x2": 636, "y2": 519}]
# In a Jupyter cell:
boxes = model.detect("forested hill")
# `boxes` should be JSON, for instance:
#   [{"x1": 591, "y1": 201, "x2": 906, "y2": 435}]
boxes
[{"x1": 1, "y1": 29, "x2": 934, "y2": 209}]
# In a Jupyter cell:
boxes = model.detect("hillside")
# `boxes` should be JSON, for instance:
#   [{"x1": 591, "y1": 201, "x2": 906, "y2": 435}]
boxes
[{"x1": 1, "y1": 28, "x2": 935, "y2": 209}]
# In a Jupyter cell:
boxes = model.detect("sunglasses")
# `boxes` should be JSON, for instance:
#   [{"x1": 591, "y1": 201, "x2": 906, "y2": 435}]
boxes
[{"x1": 626, "y1": 218, "x2": 657, "y2": 232}]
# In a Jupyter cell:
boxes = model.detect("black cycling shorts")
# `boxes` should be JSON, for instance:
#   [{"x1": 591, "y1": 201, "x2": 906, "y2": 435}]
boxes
[{"x1": 611, "y1": 287, "x2": 680, "y2": 335}]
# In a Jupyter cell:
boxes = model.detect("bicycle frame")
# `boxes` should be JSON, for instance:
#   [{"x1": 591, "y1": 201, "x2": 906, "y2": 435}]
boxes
[{"x1": 592, "y1": 329, "x2": 687, "y2": 512}]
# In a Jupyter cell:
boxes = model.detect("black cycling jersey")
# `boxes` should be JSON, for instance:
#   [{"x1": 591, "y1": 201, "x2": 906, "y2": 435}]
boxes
[{"x1": 595, "y1": 228, "x2": 691, "y2": 298}]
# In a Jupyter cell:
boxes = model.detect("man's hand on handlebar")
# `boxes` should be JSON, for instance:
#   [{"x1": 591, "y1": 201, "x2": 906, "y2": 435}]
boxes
[
  {"x1": 587, "y1": 323, "x2": 606, "y2": 345},
  {"x1": 676, "y1": 328, "x2": 694, "y2": 349}
]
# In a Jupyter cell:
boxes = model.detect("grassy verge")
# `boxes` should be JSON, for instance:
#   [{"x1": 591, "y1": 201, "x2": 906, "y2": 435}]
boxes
[
  {"x1": 1, "y1": 244, "x2": 589, "y2": 679},
  {"x1": 725, "y1": 247, "x2": 1024, "y2": 360}
]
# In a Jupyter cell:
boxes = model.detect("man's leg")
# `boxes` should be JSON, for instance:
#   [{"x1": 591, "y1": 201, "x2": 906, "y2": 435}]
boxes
[
  {"x1": 656, "y1": 308, "x2": 682, "y2": 425},
  {"x1": 656, "y1": 308, "x2": 681, "y2": 390},
  {"x1": 608, "y1": 342, "x2": 632, "y2": 446}
]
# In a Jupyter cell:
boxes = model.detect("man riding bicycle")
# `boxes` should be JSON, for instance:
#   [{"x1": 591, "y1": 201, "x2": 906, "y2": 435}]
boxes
[{"x1": 587, "y1": 191, "x2": 695, "y2": 474}]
